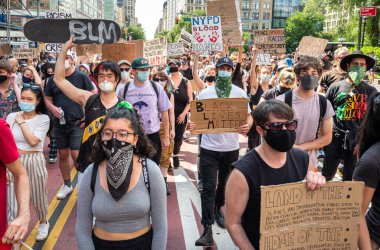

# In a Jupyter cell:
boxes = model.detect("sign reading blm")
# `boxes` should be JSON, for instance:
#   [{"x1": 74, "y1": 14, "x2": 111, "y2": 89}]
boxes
[
  {"x1": 24, "y1": 19, "x2": 121, "y2": 44},
  {"x1": 191, "y1": 16, "x2": 223, "y2": 53},
  {"x1": 260, "y1": 181, "x2": 364, "y2": 250},
  {"x1": 190, "y1": 98, "x2": 248, "y2": 134},
  {"x1": 253, "y1": 29, "x2": 286, "y2": 55}
]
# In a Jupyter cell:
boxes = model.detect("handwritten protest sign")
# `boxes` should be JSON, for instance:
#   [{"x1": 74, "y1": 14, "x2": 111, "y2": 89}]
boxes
[
  {"x1": 144, "y1": 38, "x2": 166, "y2": 65},
  {"x1": 0, "y1": 44, "x2": 12, "y2": 56},
  {"x1": 207, "y1": 0, "x2": 242, "y2": 45},
  {"x1": 178, "y1": 29, "x2": 193, "y2": 50},
  {"x1": 125, "y1": 40, "x2": 144, "y2": 57},
  {"x1": 12, "y1": 48, "x2": 38, "y2": 59},
  {"x1": 167, "y1": 43, "x2": 185, "y2": 58},
  {"x1": 260, "y1": 181, "x2": 364, "y2": 250},
  {"x1": 190, "y1": 98, "x2": 248, "y2": 134},
  {"x1": 298, "y1": 36, "x2": 328, "y2": 58},
  {"x1": 191, "y1": 16, "x2": 223, "y2": 53},
  {"x1": 76, "y1": 44, "x2": 102, "y2": 56},
  {"x1": 45, "y1": 11, "x2": 72, "y2": 19},
  {"x1": 102, "y1": 43, "x2": 135, "y2": 62},
  {"x1": 253, "y1": 29, "x2": 286, "y2": 55},
  {"x1": 256, "y1": 53, "x2": 271, "y2": 65}
]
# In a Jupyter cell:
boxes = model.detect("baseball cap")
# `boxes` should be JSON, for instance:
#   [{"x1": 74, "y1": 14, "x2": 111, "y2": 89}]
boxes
[
  {"x1": 131, "y1": 57, "x2": 151, "y2": 69},
  {"x1": 78, "y1": 64, "x2": 90, "y2": 72},
  {"x1": 277, "y1": 60, "x2": 289, "y2": 70},
  {"x1": 118, "y1": 59, "x2": 131, "y2": 67},
  {"x1": 168, "y1": 59, "x2": 180, "y2": 67},
  {"x1": 216, "y1": 57, "x2": 233, "y2": 68}
]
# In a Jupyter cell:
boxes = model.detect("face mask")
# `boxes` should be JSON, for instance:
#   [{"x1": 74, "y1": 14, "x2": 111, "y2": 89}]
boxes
[
  {"x1": 218, "y1": 70, "x2": 232, "y2": 78},
  {"x1": 99, "y1": 81, "x2": 114, "y2": 93},
  {"x1": 159, "y1": 80, "x2": 166, "y2": 87},
  {"x1": 215, "y1": 75, "x2": 232, "y2": 98},
  {"x1": 260, "y1": 75, "x2": 271, "y2": 83},
  {"x1": 64, "y1": 60, "x2": 71, "y2": 70},
  {"x1": 22, "y1": 76, "x2": 33, "y2": 84},
  {"x1": 348, "y1": 65, "x2": 366, "y2": 86},
  {"x1": 180, "y1": 60, "x2": 187, "y2": 66},
  {"x1": 19, "y1": 101, "x2": 36, "y2": 113},
  {"x1": 204, "y1": 75, "x2": 216, "y2": 82},
  {"x1": 264, "y1": 129, "x2": 296, "y2": 152},
  {"x1": 169, "y1": 67, "x2": 179, "y2": 73},
  {"x1": 137, "y1": 71, "x2": 150, "y2": 82},
  {"x1": 102, "y1": 138, "x2": 134, "y2": 201},
  {"x1": 46, "y1": 73, "x2": 54, "y2": 78},
  {"x1": 0, "y1": 75, "x2": 8, "y2": 84},
  {"x1": 299, "y1": 75, "x2": 319, "y2": 90},
  {"x1": 121, "y1": 71, "x2": 129, "y2": 80}
]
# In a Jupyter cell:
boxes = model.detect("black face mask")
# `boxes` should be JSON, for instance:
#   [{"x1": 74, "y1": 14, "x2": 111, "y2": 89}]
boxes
[
  {"x1": 204, "y1": 75, "x2": 216, "y2": 82},
  {"x1": 169, "y1": 67, "x2": 179, "y2": 73},
  {"x1": 0, "y1": 75, "x2": 7, "y2": 84},
  {"x1": 46, "y1": 73, "x2": 54, "y2": 78},
  {"x1": 264, "y1": 130, "x2": 296, "y2": 152},
  {"x1": 22, "y1": 76, "x2": 33, "y2": 84},
  {"x1": 299, "y1": 75, "x2": 319, "y2": 90}
]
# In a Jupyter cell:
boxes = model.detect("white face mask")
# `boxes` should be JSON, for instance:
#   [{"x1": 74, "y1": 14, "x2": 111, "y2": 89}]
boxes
[
  {"x1": 99, "y1": 81, "x2": 114, "y2": 93},
  {"x1": 159, "y1": 80, "x2": 166, "y2": 88},
  {"x1": 260, "y1": 74, "x2": 271, "y2": 83},
  {"x1": 121, "y1": 71, "x2": 129, "y2": 80},
  {"x1": 64, "y1": 60, "x2": 71, "y2": 70}
]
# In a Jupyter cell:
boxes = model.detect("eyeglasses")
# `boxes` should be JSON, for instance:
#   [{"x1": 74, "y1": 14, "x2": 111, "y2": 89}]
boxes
[
  {"x1": 101, "y1": 129, "x2": 135, "y2": 141},
  {"x1": 23, "y1": 83, "x2": 41, "y2": 91},
  {"x1": 264, "y1": 120, "x2": 298, "y2": 131},
  {"x1": 120, "y1": 68, "x2": 130, "y2": 72},
  {"x1": 153, "y1": 77, "x2": 167, "y2": 82}
]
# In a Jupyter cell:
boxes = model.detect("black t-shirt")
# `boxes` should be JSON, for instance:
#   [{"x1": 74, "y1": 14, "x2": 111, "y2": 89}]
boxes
[
  {"x1": 232, "y1": 149, "x2": 309, "y2": 249},
  {"x1": 250, "y1": 84, "x2": 273, "y2": 107},
  {"x1": 326, "y1": 79, "x2": 377, "y2": 134},
  {"x1": 45, "y1": 70, "x2": 94, "y2": 125},
  {"x1": 353, "y1": 142, "x2": 380, "y2": 245},
  {"x1": 173, "y1": 78, "x2": 189, "y2": 117},
  {"x1": 319, "y1": 67, "x2": 346, "y2": 90},
  {"x1": 180, "y1": 67, "x2": 193, "y2": 80},
  {"x1": 261, "y1": 85, "x2": 290, "y2": 100},
  {"x1": 77, "y1": 94, "x2": 123, "y2": 172},
  {"x1": 232, "y1": 63, "x2": 244, "y2": 90}
]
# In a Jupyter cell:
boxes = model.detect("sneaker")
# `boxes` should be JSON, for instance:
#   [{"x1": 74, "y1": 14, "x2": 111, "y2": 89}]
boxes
[
  {"x1": 36, "y1": 222, "x2": 49, "y2": 241},
  {"x1": 166, "y1": 182, "x2": 171, "y2": 195},
  {"x1": 173, "y1": 156, "x2": 180, "y2": 169},
  {"x1": 49, "y1": 157, "x2": 57, "y2": 164},
  {"x1": 214, "y1": 206, "x2": 225, "y2": 229},
  {"x1": 57, "y1": 185, "x2": 73, "y2": 200},
  {"x1": 195, "y1": 224, "x2": 213, "y2": 246}
]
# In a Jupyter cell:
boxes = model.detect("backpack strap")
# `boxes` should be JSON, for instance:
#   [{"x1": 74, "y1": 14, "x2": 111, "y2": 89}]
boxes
[
  {"x1": 90, "y1": 162, "x2": 99, "y2": 193},
  {"x1": 284, "y1": 90, "x2": 293, "y2": 108},
  {"x1": 141, "y1": 157, "x2": 150, "y2": 193},
  {"x1": 150, "y1": 80, "x2": 160, "y2": 109},
  {"x1": 123, "y1": 81, "x2": 131, "y2": 100},
  {"x1": 85, "y1": 94, "x2": 100, "y2": 119},
  {"x1": 316, "y1": 94, "x2": 328, "y2": 139}
]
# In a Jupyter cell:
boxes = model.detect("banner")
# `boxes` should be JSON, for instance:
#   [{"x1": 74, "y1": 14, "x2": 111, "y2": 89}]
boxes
[
  {"x1": 167, "y1": 43, "x2": 185, "y2": 58},
  {"x1": 191, "y1": 16, "x2": 223, "y2": 53},
  {"x1": 298, "y1": 36, "x2": 328, "y2": 58},
  {"x1": 147, "y1": 55, "x2": 167, "y2": 66},
  {"x1": 102, "y1": 43, "x2": 136, "y2": 63},
  {"x1": 207, "y1": 0, "x2": 242, "y2": 45},
  {"x1": 190, "y1": 98, "x2": 248, "y2": 134},
  {"x1": 143, "y1": 38, "x2": 166, "y2": 58},
  {"x1": 12, "y1": 48, "x2": 38, "y2": 59},
  {"x1": 256, "y1": 53, "x2": 271, "y2": 65},
  {"x1": 253, "y1": 29, "x2": 286, "y2": 55},
  {"x1": 260, "y1": 181, "x2": 364, "y2": 250}
]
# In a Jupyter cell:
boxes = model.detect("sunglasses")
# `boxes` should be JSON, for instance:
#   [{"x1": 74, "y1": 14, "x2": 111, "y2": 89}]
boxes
[
  {"x1": 23, "y1": 83, "x2": 41, "y2": 91},
  {"x1": 153, "y1": 77, "x2": 167, "y2": 82},
  {"x1": 264, "y1": 120, "x2": 298, "y2": 131},
  {"x1": 120, "y1": 68, "x2": 130, "y2": 72}
]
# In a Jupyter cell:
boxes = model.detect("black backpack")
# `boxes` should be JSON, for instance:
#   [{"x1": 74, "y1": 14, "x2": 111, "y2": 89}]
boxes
[{"x1": 284, "y1": 90, "x2": 327, "y2": 139}]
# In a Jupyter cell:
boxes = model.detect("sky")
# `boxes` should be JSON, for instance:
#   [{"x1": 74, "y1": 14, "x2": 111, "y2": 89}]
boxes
[{"x1": 135, "y1": 0, "x2": 166, "y2": 40}]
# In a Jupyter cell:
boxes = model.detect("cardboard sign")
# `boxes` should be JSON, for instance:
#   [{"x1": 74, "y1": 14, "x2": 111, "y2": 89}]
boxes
[
  {"x1": 167, "y1": 43, "x2": 185, "y2": 57},
  {"x1": 124, "y1": 40, "x2": 144, "y2": 57},
  {"x1": 298, "y1": 36, "x2": 328, "y2": 58},
  {"x1": 256, "y1": 53, "x2": 271, "y2": 65},
  {"x1": 207, "y1": 0, "x2": 242, "y2": 45},
  {"x1": 0, "y1": 43, "x2": 12, "y2": 56},
  {"x1": 143, "y1": 38, "x2": 166, "y2": 58},
  {"x1": 147, "y1": 55, "x2": 167, "y2": 66},
  {"x1": 260, "y1": 181, "x2": 364, "y2": 250},
  {"x1": 190, "y1": 98, "x2": 248, "y2": 134},
  {"x1": 44, "y1": 43, "x2": 63, "y2": 53},
  {"x1": 102, "y1": 43, "x2": 136, "y2": 62},
  {"x1": 191, "y1": 16, "x2": 223, "y2": 53},
  {"x1": 76, "y1": 44, "x2": 102, "y2": 56},
  {"x1": 12, "y1": 48, "x2": 38, "y2": 59},
  {"x1": 45, "y1": 11, "x2": 72, "y2": 19},
  {"x1": 178, "y1": 29, "x2": 193, "y2": 50},
  {"x1": 253, "y1": 29, "x2": 286, "y2": 55}
]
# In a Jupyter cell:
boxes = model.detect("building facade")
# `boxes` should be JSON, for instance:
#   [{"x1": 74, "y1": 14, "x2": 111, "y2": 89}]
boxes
[
  {"x1": 271, "y1": 0, "x2": 302, "y2": 28},
  {"x1": 323, "y1": 7, "x2": 351, "y2": 32},
  {"x1": 166, "y1": 0, "x2": 207, "y2": 30},
  {"x1": 240, "y1": 0, "x2": 273, "y2": 31},
  {"x1": 125, "y1": 0, "x2": 137, "y2": 26}
]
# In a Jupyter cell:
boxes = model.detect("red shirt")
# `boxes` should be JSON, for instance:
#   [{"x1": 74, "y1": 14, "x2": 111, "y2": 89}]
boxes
[{"x1": 0, "y1": 119, "x2": 19, "y2": 250}]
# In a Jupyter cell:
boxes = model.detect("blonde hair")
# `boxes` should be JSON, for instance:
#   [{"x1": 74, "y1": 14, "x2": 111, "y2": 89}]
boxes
[
  {"x1": 205, "y1": 65, "x2": 216, "y2": 75},
  {"x1": 278, "y1": 68, "x2": 296, "y2": 88},
  {"x1": 334, "y1": 46, "x2": 349, "y2": 59}
]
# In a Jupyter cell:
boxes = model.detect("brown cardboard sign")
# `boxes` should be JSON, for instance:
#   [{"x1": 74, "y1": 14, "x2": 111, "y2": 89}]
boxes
[
  {"x1": 190, "y1": 98, "x2": 248, "y2": 134},
  {"x1": 253, "y1": 29, "x2": 286, "y2": 55},
  {"x1": 124, "y1": 40, "x2": 144, "y2": 58},
  {"x1": 102, "y1": 43, "x2": 135, "y2": 62},
  {"x1": 76, "y1": 44, "x2": 102, "y2": 56},
  {"x1": 12, "y1": 48, "x2": 39, "y2": 59},
  {"x1": 298, "y1": 36, "x2": 328, "y2": 58},
  {"x1": 144, "y1": 38, "x2": 166, "y2": 58},
  {"x1": 260, "y1": 181, "x2": 364, "y2": 250},
  {"x1": 0, "y1": 43, "x2": 12, "y2": 56}
]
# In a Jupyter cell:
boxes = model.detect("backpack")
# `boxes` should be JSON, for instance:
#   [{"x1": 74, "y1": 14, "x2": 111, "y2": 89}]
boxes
[
  {"x1": 123, "y1": 80, "x2": 160, "y2": 108},
  {"x1": 90, "y1": 156, "x2": 150, "y2": 193},
  {"x1": 284, "y1": 90, "x2": 327, "y2": 139}
]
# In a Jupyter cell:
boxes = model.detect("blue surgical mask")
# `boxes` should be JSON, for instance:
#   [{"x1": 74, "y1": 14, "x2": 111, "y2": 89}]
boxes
[
  {"x1": 218, "y1": 70, "x2": 232, "y2": 78},
  {"x1": 19, "y1": 101, "x2": 35, "y2": 113},
  {"x1": 137, "y1": 71, "x2": 150, "y2": 82}
]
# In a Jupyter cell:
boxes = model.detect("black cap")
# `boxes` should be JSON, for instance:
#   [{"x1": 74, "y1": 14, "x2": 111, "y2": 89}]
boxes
[
  {"x1": 168, "y1": 59, "x2": 180, "y2": 67},
  {"x1": 216, "y1": 57, "x2": 233, "y2": 68},
  {"x1": 340, "y1": 50, "x2": 375, "y2": 71}
]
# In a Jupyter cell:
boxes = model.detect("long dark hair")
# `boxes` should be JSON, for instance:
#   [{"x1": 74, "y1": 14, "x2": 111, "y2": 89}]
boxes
[
  {"x1": 358, "y1": 92, "x2": 380, "y2": 157},
  {"x1": 92, "y1": 106, "x2": 156, "y2": 163}
]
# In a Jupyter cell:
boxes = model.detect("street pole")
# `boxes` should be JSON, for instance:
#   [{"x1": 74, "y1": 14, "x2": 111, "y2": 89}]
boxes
[
  {"x1": 37, "y1": 0, "x2": 40, "y2": 18},
  {"x1": 361, "y1": 17, "x2": 367, "y2": 47},
  {"x1": 357, "y1": 14, "x2": 362, "y2": 50},
  {"x1": 6, "y1": 0, "x2": 10, "y2": 43}
]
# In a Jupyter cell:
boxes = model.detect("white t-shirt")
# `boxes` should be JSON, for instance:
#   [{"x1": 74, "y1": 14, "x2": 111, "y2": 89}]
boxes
[{"x1": 197, "y1": 85, "x2": 250, "y2": 152}]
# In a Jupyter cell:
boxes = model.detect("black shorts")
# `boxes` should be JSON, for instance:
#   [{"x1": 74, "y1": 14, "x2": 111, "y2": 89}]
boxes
[
  {"x1": 54, "y1": 124, "x2": 84, "y2": 150},
  {"x1": 92, "y1": 229, "x2": 152, "y2": 250}
]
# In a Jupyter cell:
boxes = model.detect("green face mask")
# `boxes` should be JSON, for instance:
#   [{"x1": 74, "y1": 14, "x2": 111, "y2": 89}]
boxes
[
  {"x1": 215, "y1": 76, "x2": 232, "y2": 98},
  {"x1": 348, "y1": 65, "x2": 366, "y2": 86}
]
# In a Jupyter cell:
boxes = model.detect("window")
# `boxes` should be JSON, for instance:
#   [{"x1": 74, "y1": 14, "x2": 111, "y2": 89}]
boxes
[
  {"x1": 252, "y1": 12, "x2": 259, "y2": 20},
  {"x1": 243, "y1": 0, "x2": 250, "y2": 9},
  {"x1": 243, "y1": 11, "x2": 249, "y2": 19},
  {"x1": 263, "y1": 12, "x2": 270, "y2": 20},
  {"x1": 252, "y1": 23, "x2": 259, "y2": 30},
  {"x1": 242, "y1": 24, "x2": 249, "y2": 31},
  {"x1": 252, "y1": 2, "x2": 259, "y2": 9}
]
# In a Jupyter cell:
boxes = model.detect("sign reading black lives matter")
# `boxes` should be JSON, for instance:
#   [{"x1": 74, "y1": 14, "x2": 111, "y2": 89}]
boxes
[
  {"x1": 260, "y1": 181, "x2": 364, "y2": 250},
  {"x1": 253, "y1": 29, "x2": 286, "y2": 55},
  {"x1": 190, "y1": 98, "x2": 248, "y2": 134},
  {"x1": 24, "y1": 19, "x2": 121, "y2": 44}
]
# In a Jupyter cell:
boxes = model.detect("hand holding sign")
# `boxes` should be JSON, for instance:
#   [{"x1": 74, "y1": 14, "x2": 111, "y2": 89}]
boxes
[{"x1": 64, "y1": 35, "x2": 76, "y2": 51}]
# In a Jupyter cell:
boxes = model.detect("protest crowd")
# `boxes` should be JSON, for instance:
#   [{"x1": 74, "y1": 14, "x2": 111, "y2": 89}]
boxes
[{"x1": 0, "y1": 12, "x2": 380, "y2": 250}]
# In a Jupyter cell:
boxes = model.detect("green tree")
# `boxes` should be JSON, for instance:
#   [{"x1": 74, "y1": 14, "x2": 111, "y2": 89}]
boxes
[{"x1": 122, "y1": 25, "x2": 146, "y2": 40}]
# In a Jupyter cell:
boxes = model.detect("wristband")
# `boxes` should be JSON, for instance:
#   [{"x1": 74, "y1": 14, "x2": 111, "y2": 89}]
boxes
[{"x1": 19, "y1": 121, "x2": 26, "y2": 125}]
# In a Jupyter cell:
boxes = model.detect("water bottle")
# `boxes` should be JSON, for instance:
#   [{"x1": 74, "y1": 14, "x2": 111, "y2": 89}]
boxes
[{"x1": 58, "y1": 108, "x2": 66, "y2": 125}]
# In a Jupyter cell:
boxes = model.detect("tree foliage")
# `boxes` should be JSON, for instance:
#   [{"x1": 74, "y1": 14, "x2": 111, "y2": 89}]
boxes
[{"x1": 122, "y1": 25, "x2": 146, "y2": 40}]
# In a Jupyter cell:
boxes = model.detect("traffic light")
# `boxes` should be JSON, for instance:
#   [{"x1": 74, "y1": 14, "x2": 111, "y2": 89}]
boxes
[{"x1": 175, "y1": 16, "x2": 179, "y2": 24}]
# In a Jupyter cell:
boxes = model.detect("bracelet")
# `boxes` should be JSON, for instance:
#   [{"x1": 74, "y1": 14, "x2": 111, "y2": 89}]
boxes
[{"x1": 19, "y1": 122, "x2": 26, "y2": 125}]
